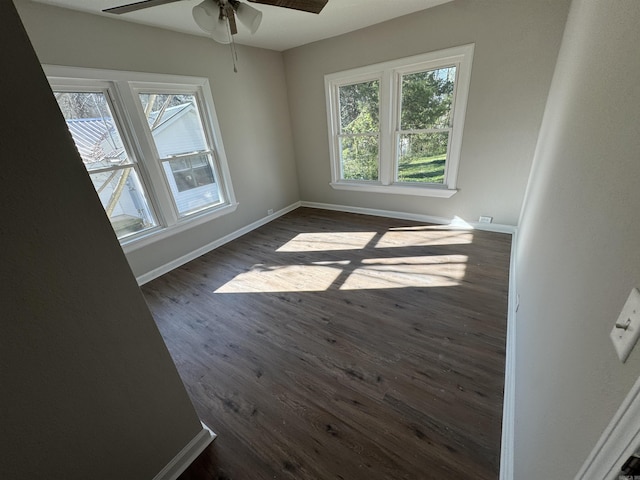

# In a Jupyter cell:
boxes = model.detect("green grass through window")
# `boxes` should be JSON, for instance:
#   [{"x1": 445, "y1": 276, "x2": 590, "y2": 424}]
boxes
[{"x1": 398, "y1": 153, "x2": 446, "y2": 184}]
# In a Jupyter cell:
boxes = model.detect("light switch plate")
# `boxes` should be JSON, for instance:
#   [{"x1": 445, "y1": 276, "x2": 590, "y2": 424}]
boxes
[{"x1": 611, "y1": 288, "x2": 640, "y2": 362}]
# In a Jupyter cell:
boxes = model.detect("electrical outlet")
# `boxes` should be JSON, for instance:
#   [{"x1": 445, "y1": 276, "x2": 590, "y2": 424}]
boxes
[
  {"x1": 267, "y1": 209, "x2": 274, "y2": 215},
  {"x1": 479, "y1": 216, "x2": 493, "y2": 224},
  {"x1": 611, "y1": 288, "x2": 640, "y2": 362}
]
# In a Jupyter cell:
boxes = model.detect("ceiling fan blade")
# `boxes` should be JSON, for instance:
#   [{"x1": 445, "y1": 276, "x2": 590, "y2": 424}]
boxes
[
  {"x1": 247, "y1": 0, "x2": 328, "y2": 14},
  {"x1": 103, "y1": 0, "x2": 182, "y2": 15}
]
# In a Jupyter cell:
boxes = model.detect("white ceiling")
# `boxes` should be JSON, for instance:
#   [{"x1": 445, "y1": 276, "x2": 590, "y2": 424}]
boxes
[{"x1": 31, "y1": 0, "x2": 452, "y2": 51}]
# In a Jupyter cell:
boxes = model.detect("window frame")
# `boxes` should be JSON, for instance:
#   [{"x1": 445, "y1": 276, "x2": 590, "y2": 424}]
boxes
[
  {"x1": 45, "y1": 66, "x2": 238, "y2": 253},
  {"x1": 332, "y1": 73, "x2": 382, "y2": 182},
  {"x1": 325, "y1": 44, "x2": 474, "y2": 198}
]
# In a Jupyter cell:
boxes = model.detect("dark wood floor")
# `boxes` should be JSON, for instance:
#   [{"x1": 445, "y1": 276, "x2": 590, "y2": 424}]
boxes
[{"x1": 141, "y1": 208, "x2": 511, "y2": 480}]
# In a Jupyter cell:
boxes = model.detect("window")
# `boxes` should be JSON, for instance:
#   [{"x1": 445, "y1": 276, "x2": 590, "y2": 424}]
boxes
[
  {"x1": 338, "y1": 80, "x2": 380, "y2": 181},
  {"x1": 325, "y1": 45, "x2": 474, "y2": 197},
  {"x1": 46, "y1": 67, "x2": 237, "y2": 250},
  {"x1": 55, "y1": 90, "x2": 158, "y2": 239},
  {"x1": 137, "y1": 92, "x2": 222, "y2": 217}
]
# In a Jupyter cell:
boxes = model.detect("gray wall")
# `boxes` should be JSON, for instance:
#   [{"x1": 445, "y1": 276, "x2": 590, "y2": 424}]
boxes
[
  {"x1": 283, "y1": 0, "x2": 571, "y2": 226},
  {"x1": 15, "y1": 0, "x2": 300, "y2": 280},
  {"x1": 515, "y1": 0, "x2": 640, "y2": 477},
  {"x1": 0, "y1": 2, "x2": 203, "y2": 479}
]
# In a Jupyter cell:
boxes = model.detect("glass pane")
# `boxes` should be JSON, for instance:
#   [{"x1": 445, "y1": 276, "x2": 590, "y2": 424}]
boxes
[
  {"x1": 339, "y1": 80, "x2": 379, "y2": 134},
  {"x1": 163, "y1": 155, "x2": 221, "y2": 216},
  {"x1": 89, "y1": 168, "x2": 157, "y2": 239},
  {"x1": 138, "y1": 93, "x2": 208, "y2": 157},
  {"x1": 340, "y1": 135, "x2": 379, "y2": 181},
  {"x1": 168, "y1": 155, "x2": 215, "y2": 192},
  {"x1": 397, "y1": 132, "x2": 448, "y2": 184},
  {"x1": 401, "y1": 66, "x2": 456, "y2": 130},
  {"x1": 55, "y1": 92, "x2": 131, "y2": 171}
]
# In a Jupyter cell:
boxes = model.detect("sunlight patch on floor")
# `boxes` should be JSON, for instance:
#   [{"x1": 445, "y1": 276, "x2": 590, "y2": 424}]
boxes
[
  {"x1": 214, "y1": 261, "x2": 348, "y2": 293},
  {"x1": 375, "y1": 230, "x2": 473, "y2": 248},
  {"x1": 214, "y1": 255, "x2": 467, "y2": 293},
  {"x1": 276, "y1": 232, "x2": 378, "y2": 252},
  {"x1": 340, "y1": 255, "x2": 468, "y2": 290}
]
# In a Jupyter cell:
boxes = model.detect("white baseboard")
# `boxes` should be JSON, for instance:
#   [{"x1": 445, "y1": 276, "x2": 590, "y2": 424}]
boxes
[
  {"x1": 575, "y1": 376, "x2": 640, "y2": 479},
  {"x1": 136, "y1": 202, "x2": 301, "y2": 285},
  {"x1": 137, "y1": 200, "x2": 515, "y2": 285},
  {"x1": 299, "y1": 201, "x2": 517, "y2": 234},
  {"x1": 499, "y1": 229, "x2": 518, "y2": 480},
  {"x1": 152, "y1": 422, "x2": 216, "y2": 480}
]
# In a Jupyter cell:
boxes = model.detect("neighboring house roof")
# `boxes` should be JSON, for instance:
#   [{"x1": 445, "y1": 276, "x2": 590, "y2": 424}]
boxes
[
  {"x1": 65, "y1": 103, "x2": 193, "y2": 165},
  {"x1": 147, "y1": 103, "x2": 192, "y2": 135},
  {"x1": 66, "y1": 117, "x2": 125, "y2": 164}
]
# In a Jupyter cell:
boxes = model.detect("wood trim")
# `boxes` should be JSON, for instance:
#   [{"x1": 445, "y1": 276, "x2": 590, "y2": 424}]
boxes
[
  {"x1": 136, "y1": 202, "x2": 301, "y2": 285},
  {"x1": 299, "y1": 201, "x2": 517, "y2": 235},
  {"x1": 123, "y1": 203, "x2": 239, "y2": 254},
  {"x1": 500, "y1": 229, "x2": 518, "y2": 480},
  {"x1": 135, "y1": 200, "x2": 515, "y2": 285},
  {"x1": 575, "y1": 376, "x2": 640, "y2": 479},
  {"x1": 329, "y1": 182, "x2": 459, "y2": 198},
  {"x1": 152, "y1": 423, "x2": 216, "y2": 480}
]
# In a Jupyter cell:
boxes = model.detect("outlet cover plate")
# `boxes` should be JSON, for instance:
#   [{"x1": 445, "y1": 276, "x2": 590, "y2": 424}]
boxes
[
  {"x1": 479, "y1": 216, "x2": 493, "y2": 224},
  {"x1": 611, "y1": 288, "x2": 640, "y2": 362}
]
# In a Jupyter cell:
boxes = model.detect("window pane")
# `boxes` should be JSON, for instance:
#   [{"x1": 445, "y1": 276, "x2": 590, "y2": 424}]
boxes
[
  {"x1": 397, "y1": 132, "x2": 448, "y2": 184},
  {"x1": 138, "y1": 93, "x2": 208, "y2": 157},
  {"x1": 169, "y1": 155, "x2": 215, "y2": 192},
  {"x1": 339, "y1": 80, "x2": 379, "y2": 133},
  {"x1": 340, "y1": 135, "x2": 379, "y2": 181},
  {"x1": 163, "y1": 155, "x2": 221, "y2": 216},
  {"x1": 89, "y1": 168, "x2": 157, "y2": 239},
  {"x1": 401, "y1": 67, "x2": 456, "y2": 130},
  {"x1": 55, "y1": 92, "x2": 131, "y2": 171}
]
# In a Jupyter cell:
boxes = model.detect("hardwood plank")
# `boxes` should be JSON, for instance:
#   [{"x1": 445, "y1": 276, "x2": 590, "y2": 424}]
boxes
[{"x1": 141, "y1": 208, "x2": 511, "y2": 480}]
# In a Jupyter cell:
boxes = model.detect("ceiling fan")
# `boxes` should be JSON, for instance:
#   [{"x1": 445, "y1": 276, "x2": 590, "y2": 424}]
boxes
[{"x1": 103, "y1": 0, "x2": 328, "y2": 44}]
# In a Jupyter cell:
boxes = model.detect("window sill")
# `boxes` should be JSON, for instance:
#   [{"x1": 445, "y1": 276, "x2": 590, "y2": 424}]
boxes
[
  {"x1": 330, "y1": 182, "x2": 458, "y2": 198},
  {"x1": 121, "y1": 202, "x2": 239, "y2": 254}
]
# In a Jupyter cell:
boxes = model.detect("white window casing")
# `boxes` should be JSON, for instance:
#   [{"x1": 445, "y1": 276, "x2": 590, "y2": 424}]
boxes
[
  {"x1": 325, "y1": 44, "x2": 474, "y2": 198},
  {"x1": 45, "y1": 65, "x2": 238, "y2": 253}
]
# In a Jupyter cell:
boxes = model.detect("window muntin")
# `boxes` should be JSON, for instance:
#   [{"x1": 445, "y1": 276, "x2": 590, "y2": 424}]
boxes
[
  {"x1": 325, "y1": 45, "x2": 474, "y2": 198},
  {"x1": 137, "y1": 92, "x2": 223, "y2": 217},
  {"x1": 47, "y1": 67, "x2": 237, "y2": 248},
  {"x1": 55, "y1": 91, "x2": 157, "y2": 240}
]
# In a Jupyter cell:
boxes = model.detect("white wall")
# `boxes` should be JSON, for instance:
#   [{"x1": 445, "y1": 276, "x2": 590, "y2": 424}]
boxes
[
  {"x1": 515, "y1": 0, "x2": 640, "y2": 477},
  {"x1": 0, "y1": 2, "x2": 203, "y2": 478},
  {"x1": 283, "y1": 0, "x2": 571, "y2": 226},
  {"x1": 15, "y1": 0, "x2": 299, "y2": 280}
]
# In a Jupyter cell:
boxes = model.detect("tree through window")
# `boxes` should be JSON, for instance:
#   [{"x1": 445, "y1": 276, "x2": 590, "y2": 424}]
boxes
[
  {"x1": 337, "y1": 80, "x2": 380, "y2": 181},
  {"x1": 325, "y1": 45, "x2": 474, "y2": 198},
  {"x1": 138, "y1": 93, "x2": 222, "y2": 217},
  {"x1": 55, "y1": 91, "x2": 157, "y2": 239},
  {"x1": 397, "y1": 66, "x2": 456, "y2": 184},
  {"x1": 48, "y1": 67, "x2": 237, "y2": 246}
]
